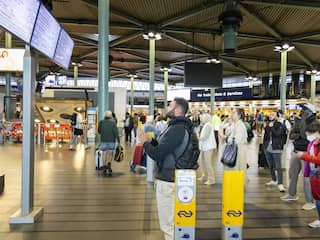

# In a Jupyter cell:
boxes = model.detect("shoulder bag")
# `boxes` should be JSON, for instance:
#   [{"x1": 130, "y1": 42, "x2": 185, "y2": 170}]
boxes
[{"x1": 221, "y1": 138, "x2": 238, "y2": 167}]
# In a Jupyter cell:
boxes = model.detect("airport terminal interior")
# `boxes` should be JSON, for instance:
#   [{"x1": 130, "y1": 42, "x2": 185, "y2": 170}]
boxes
[{"x1": 2, "y1": 0, "x2": 320, "y2": 239}]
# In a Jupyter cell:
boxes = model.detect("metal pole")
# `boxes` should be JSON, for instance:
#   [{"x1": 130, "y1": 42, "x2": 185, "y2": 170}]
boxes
[
  {"x1": 21, "y1": 46, "x2": 35, "y2": 215},
  {"x1": 280, "y1": 51, "x2": 287, "y2": 114},
  {"x1": 210, "y1": 88, "x2": 215, "y2": 113},
  {"x1": 311, "y1": 73, "x2": 316, "y2": 105},
  {"x1": 74, "y1": 64, "x2": 78, "y2": 87},
  {"x1": 130, "y1": 76, "x2": 134, "y2": 114},
  {"x1": 149, "y1": 38, "x2": 155, "y2": 116},
  {"x1": 10, "y1": 46, "x2": 43, "y2": 224},
  {"x1": 5, "y1": 32, "x2": 12, "y2": 121},
  {"x1": 249, "y1": 80, "x2": 253, "y2": 89},
  {"x1": 98, "y1": 0, "x2": 110, "y2": 122},
  {"x1": 164, "y1": 70, "x2": 169, "y2": 114}
]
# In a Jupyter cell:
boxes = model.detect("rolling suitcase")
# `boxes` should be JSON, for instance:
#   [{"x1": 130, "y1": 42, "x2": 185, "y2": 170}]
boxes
[
  {"x1": 258, "y1": 144, "x2": 268, "y2": 168},
  {"x1": 95, "y1": 150, "x2": 104, "y2": 170},
  {"x1": 132, "y1": 145, "x2": 144, "y2": 165}
]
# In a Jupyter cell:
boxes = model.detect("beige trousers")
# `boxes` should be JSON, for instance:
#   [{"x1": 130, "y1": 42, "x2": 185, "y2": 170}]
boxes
[
  {"x1": 198, "y1": 149, "x2": 215, "y2": 182},
  {"x1": 155, "y1": 179, "x2": 175, "y2": 240}
]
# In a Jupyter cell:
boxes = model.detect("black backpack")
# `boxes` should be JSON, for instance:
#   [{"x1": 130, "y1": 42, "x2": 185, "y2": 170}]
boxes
[
  {"x1": 282, "y1": 120, "x2": 289, "y2": 145},
  {"x1": 173, "y1": 126, "x2": 200, "y2": 169}
]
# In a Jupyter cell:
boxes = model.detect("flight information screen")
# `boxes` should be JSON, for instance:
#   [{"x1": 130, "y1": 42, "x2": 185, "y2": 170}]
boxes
[
  {"x1": 54, "y1": 29, "x2": 74, "y2": 69},
  {"x1": 30, "y1": 4, "x2": 61, "y2": 59},
  {"x1": 0, "y1": 0, "x2": 40, "y2": 43}
]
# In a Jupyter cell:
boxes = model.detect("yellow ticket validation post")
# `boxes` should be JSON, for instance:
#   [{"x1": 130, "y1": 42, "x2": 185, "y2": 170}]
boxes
[
  {"x1": 222, "y1": 170, "x2": 244, "y2": 240},
  {"x1": 174, "y1": 170, "x2": 196, "y2": 240}
]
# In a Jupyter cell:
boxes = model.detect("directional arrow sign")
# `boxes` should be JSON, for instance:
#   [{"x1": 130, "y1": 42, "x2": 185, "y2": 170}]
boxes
[
  {"x1": 178, "y1": 210, "x2": 193, "y2": 218},
  {"x1": 226, "y1": 210, "x2": 242, "y2": 217}
]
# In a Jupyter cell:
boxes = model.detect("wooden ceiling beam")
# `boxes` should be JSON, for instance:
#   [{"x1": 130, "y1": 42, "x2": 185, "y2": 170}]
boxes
[
  {"x1": 160, "y1": 0, "x2": 224, "y2": 27},
  {"x1": 238, "y1": 3, "x2": 314, "y2": 68}
]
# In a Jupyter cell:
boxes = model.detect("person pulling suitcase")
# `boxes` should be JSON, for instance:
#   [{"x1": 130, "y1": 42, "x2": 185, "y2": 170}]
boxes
[{"x1": 98, "y1": 111, "x2": 120, "y2": 175}]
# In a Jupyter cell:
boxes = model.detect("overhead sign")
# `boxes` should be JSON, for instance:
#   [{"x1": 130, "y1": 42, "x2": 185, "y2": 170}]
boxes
[
  {"x1": 190, "y1": 88, "x2": 253, "y2": 102},
  {"x1": 0, "y1": 48, "x2": 25, "y2": 72},
  {"x1": 54, "y1": 29, "x2": 74, "y2": 69},
  {"x1": 0, "y1": 0, "x2": 40, "y2": 43},
  {"x1": 175, "y1": 170, "x2": 196, "y2": 240},
  {"x1": 0, "y1": 0, "x2": 74, "y2": 70},
  {"x1": 31, "y1": 4, "x2": 61, "y2": 59},
  {"x1": 190, "y1": 89, "x2": 211, "y2": 102},
  {"x1": 215, "y1": 87, "x2": 252, "y2": 101}
]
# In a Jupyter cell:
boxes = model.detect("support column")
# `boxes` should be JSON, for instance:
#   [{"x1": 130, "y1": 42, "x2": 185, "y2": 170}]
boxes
[
  {"x1": 163, "y1": 69, "x2": 169, "y2": 114},
  {"x1": 149, "y1": 38, "x2": 155, "y2": 116},
  {"x1": 280, "y1": 51, "x2": 288, "y2": 114},
  {"x1": 130, "y1": 76, "x2": 134, "y2": 114},
  {"x1": 73, "y1": 64, "x2": 78, "y2": 87},
  {"x1": 9, "y1": 46, "x2": 43, "y2": 224},
  {"x1": 261, "y1": 76, "x2": 269, "y2": 97},
  {"x1": 5, "y1": 32, "x2": 12, "y2": 121},
  {"x1": 303, "y1": 73, "x2": 311, "y2": 98},
  {"x1": 311, "y1": 73, "x2": 316, "y2": 105},
  {"x1": 98, "y1": 0, "x2": 110, "y2": 122},
  {"x1": 248, "y1": 82, "x2": 253, "y2": 115},
  {"x1": 248, "y1": 79, "x2": 254, "y2": 89},
  {"x1": 210, "y1": 88, "x2": 215, "y2": 113}
]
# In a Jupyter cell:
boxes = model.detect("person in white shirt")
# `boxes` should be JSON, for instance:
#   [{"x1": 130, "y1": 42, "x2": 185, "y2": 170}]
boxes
[
  {"x1": 70, "y1": 112, "x2": 88, "y2": 150},
  {"x1": 155, "y1": 116, "x2": 167, "y2": 137},
  {"x1": 198, "y1": 113, "x2": 217, "y2": 185},
  {"x1": 224, "y1": 109, "x2": 248, "y2": 186}
]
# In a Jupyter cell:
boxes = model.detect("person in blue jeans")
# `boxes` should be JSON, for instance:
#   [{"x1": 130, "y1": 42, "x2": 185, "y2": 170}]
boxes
[
  {"x1": 295, "y1": 121, "x2": 320, "y2": 228},
  {"x1": 263, "y1": 111, "x2": 286, "y2": 192}
]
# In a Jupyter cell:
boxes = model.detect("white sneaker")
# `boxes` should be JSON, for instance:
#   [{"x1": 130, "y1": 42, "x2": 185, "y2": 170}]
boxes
[
  {"x1": 197, "y1": 175, "x2": 205, "y2": 181},
  {"x1": 302, "y1": 202, "x2": 316, "y2": 211},
  {"x1": 309, "y1": 220, "x2": 320, "y2": 228},
  {"x1": 265, "y1": 180, "x2": 277, "y2": 186},
  {"x1": 278, "y1": 184, "x2": 286, "y2": 192},
  {"x1": 204, "y1": 180, "x2": 216, "y2": 185},
  {"x1": 280, "y1": 194, "x2": 299, "y2": 201}
]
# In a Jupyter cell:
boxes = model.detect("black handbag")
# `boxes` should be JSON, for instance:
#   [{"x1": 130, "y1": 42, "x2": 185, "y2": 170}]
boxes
[{"x1": 221, "y1": 138, "x2": 238, "y2": 167}]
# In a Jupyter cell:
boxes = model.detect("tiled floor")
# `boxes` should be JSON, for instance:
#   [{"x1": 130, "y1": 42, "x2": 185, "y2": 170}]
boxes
[{"x1": 0, "y1": 138, "x2": 320, "y2": 240}]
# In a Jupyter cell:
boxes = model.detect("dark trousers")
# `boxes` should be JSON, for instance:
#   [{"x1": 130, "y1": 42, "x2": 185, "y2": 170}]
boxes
[
  {"x1": 214, "y1": 130, "x2": 219, "y2": 148},
  {"x1": 124, "y1": 127, "x2": 131, "y2": 142},
  {"x1": 265, "y1": 151, "x2": 283, "y2": 184}
]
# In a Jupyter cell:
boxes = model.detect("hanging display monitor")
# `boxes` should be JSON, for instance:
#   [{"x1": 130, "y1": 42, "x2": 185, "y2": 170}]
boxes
[
  {"x1": 54, "y1": 29, "x2": 74, "y2": 69},
  {"x1": 184, "y1": 62, "x2": 223, "y2": 88},
  {"x1": 30, "y1": 4, "x2": 61, "y2": 59},
  {"x1": 0, "y1": 0, "x2": 40, "y2": 43},
  {"x1": 0, "y1": 48, "x2": 25, "y2": 72}
]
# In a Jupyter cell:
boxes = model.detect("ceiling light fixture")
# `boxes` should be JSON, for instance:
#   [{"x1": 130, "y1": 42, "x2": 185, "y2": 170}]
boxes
[
  {"x1": 206, "y1": 57, "x2": 221, "y2": 64},
  {"x1": 40, "y1": 106, "x2": 53, "y2": 112},
  {"x1": 306, "y1": 70, "x2": 320, "y2": 75},
  {"x1": 160, "y1": 66, "x2": 172, "y2": 72},
  {"x1": 143, "y1": 31, "x2": 162, "y2": 40},
  {"x1": 245, "y1": 76, "x2": 258, "y2": 81},
  {"x1": 274, "y1": 43, "x2": 295, "y2": 52}
]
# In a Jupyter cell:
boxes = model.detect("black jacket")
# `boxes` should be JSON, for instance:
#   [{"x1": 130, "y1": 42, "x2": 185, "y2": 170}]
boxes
[
  {"x1": 263, "y1": 121, "x2": 285, "y2": 151},
  {"x1": 143, "y1": 116, "x2": 193, "y2": 182},
  {"x1": 289, "y1": 114, "x2": 316, "y2": 151}
]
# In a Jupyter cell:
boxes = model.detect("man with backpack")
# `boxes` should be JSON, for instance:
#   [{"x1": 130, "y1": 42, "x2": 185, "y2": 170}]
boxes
[{"x1": 140, "y1": 97, "x2": 199, "y2": 240}]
